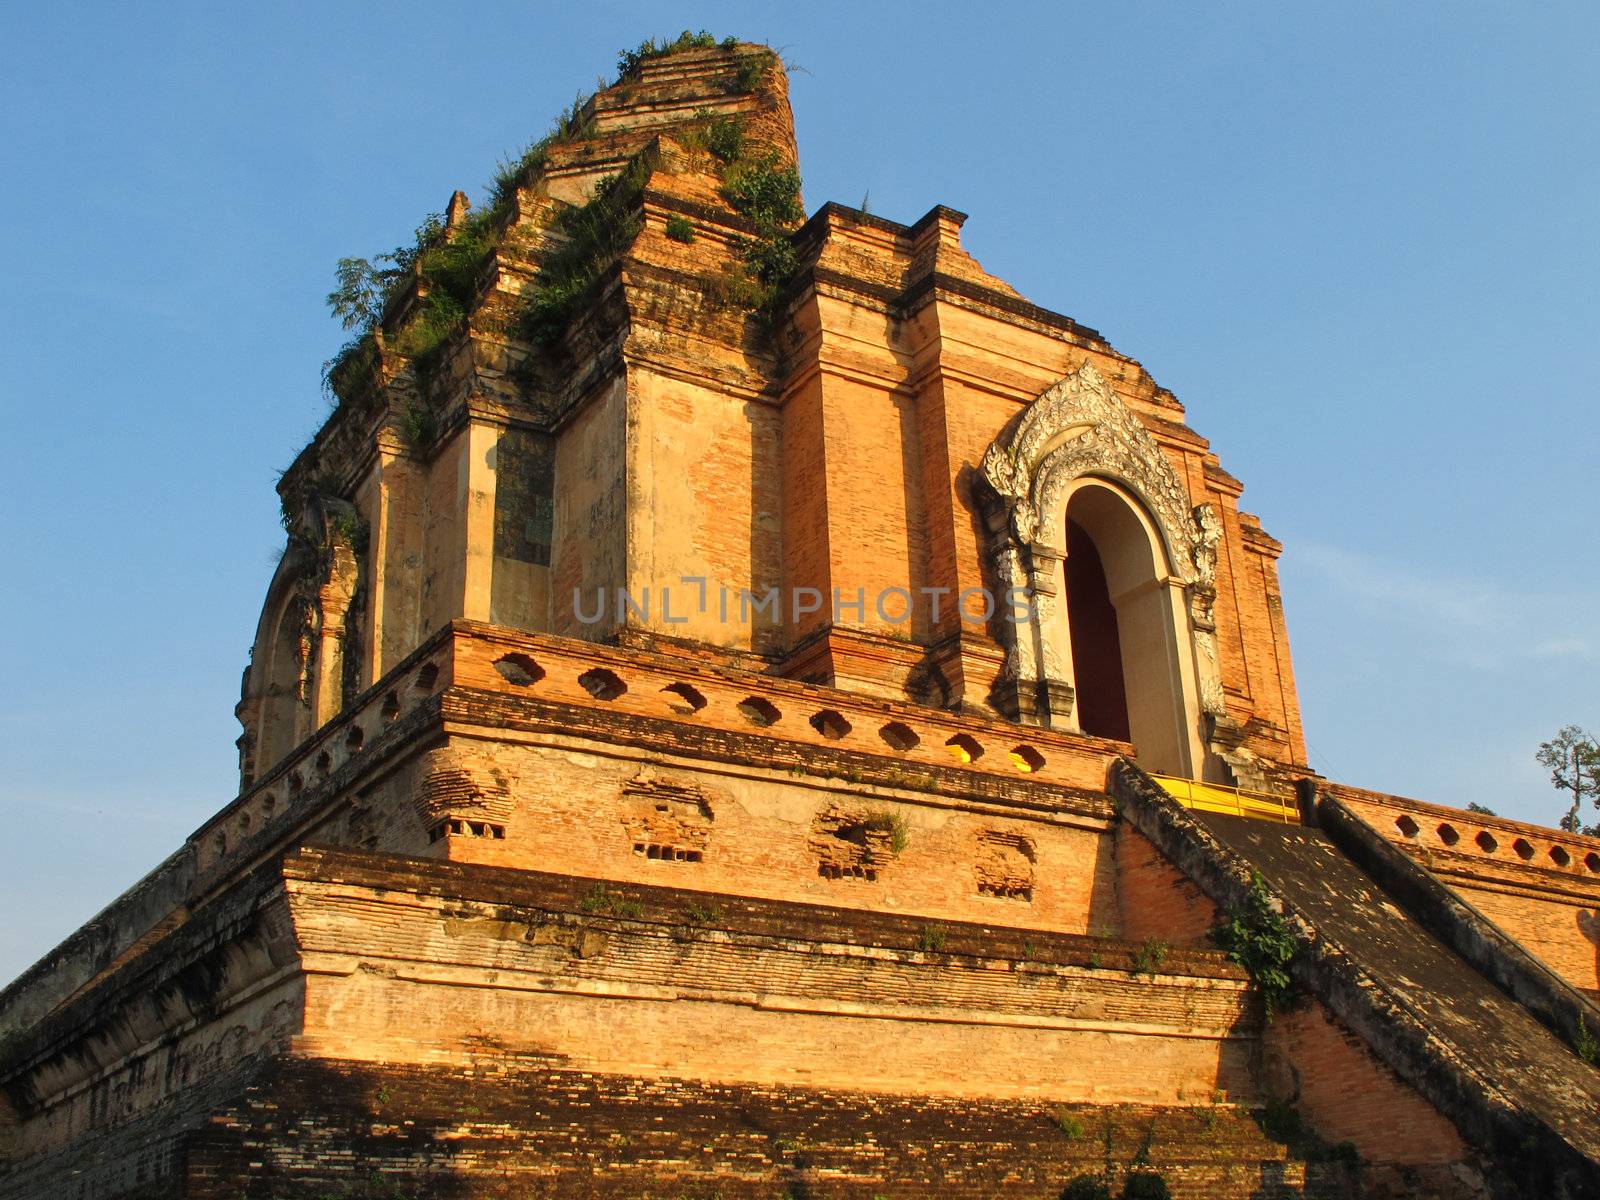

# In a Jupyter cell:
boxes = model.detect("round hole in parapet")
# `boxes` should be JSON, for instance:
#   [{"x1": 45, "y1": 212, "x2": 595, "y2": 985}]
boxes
[
  {"x1": 1551, "y1": 845, "x2": 1572, "y2": 868},
  {"x1": 879, "y1": 721, "x2": 920, "y2": 752},
  {"x1": 1436, "y1": 823, "x2": 1459, "y2": 846},
  {"x1": 315, "y1": 751, "x2": 332, "y2": 778},
  {"x1": 945, "y1": 734, "x2": 983, "y2": 764},
  {"x1": 260, "y1": 794, "x2": 277, "y2": 820},
  {"x1": 578, "y1": 668, "x2": 627, "y2": 701},
  {"x1": 288, "y1": 772, "x2": 304, "y2": 797},
  {"x1": 381, "y1": 691, "x2": 401, "y2": 722},
  {"x1": 810, "y1": 709, "x2": 851, "y2": 740},
  {"x1": 662, "y1": 682, "x2": 707, "y2": 715},
  {"x1": 416, "y1": 662, "x2": 440, "y2": 691},
  {"x1": 1009, "y1": 745, "x2": 1045, "y2": 773},
  {"x1": 736, "y1": 696, "x2": 781, "y2": 727},
  {"x1": 345, "y1": 726, "x2": 364, "y2": 754},
  {"x1": 493, "y1": 653, "x2": 545, "y2": 687},
  {"x1": 1395, "y1": 815, "x2": 1420, "y2": 838},
  {"x1": 1586, "y1": 852, "x2": 1600, "y2": 873},
  {"x1": 1475, "y1": 830, "x2": 1498, "y2": 854},
  {"x1": 1512, "y1": 838, "x2": 1535, "y2": 861}
]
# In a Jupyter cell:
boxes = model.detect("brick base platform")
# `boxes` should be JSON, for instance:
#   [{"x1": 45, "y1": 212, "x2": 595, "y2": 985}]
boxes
[{"x1": 173, "y1": 1058, "x2": 1361, "y2": 1200}]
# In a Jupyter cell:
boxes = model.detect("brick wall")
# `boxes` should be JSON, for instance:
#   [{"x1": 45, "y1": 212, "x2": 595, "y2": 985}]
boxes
[
  {"x1": 284, "y1": 852, "x2": 1255, "y2": 1106},
  {"x1": 1457, "y1": 884, "x2": 1600, "y2": 994},
  {"x1": 1263, "y1": 999, "x2": 1468, "y2": 1168},
  {"x1": 427, "y1": 736, "x2": 1119, "y2": 935},
  {"x1": 1116, "y1": 823, "x2": 1221, "y2": 945}
]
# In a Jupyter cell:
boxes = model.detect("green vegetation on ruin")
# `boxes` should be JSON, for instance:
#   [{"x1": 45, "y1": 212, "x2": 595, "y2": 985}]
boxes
[
  {"x1": 615, "y1": 29, "x2": 738, "y2": 79},
  {"x1": 1211, "y1": 872, "x2": 1298, "y2": 1015},
  {"x1": 322, "y1": 33, "x2": 801, "y2": 411}
]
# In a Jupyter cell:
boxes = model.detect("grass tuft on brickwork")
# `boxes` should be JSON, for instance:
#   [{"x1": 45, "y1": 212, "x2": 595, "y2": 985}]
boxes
[
  {"x1": 683, "y1": 901, "x2": 724, "y2": 926},
  {"x1": 323, "y1": 210, "x2": 499, "y2": 403},
  {"x1": 321, "y1": 89, "x2": 602, "y2": 403},
  {"x1": 397, "y1": 398, "x2": 437, "y2": 453},
  {"x1": 1575, "y1": 1012, "x2": 1598, "y2": 1064},
  {"x1": 512, "y1": 149, "x2": 655, "y2": 348},
  {"x1": 488, "y1": 93, "x2": 597, "y2": 213},
  {"x1": 734, "y1": 47, "x2": 777, "y2": 93},
  {"x1": 615, "y1": 30, "x2": 728, "y2": 80},
  {"x1": 862, "y1": 809, "x2": 910, "y2": 854},
  {"x1": 579, "y1": 883, "x2": 644, "y2": 919},
  {"x1": 664, "y1": 213, "x2": 697, "y2": 243},
  {"x1": 330, "y1": 508, "x2": 368, "y2": 553},
  {"x1": 1128, "y1": 936, "x2": 1170, "y2": 977},
  {"x1": 321, "y1": 33, "x2": 800, "y2": 413},
  {"x1": 1053, "y1": 1107, "x2": 1086, "y2": 1140},
  {"x1": 321, "y1": 332, "x2": 381, "y2": 406}
]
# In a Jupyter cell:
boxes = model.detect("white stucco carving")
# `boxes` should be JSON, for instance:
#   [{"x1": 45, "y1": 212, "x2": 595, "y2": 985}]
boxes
[
  {"x1": 980, "y1": 362, "x2": 1229, "y2": 737},
  {"x1": 982, "y1": 363, "x2": 1198, "y2": 573},
  {"x1": 1192, "y1": 503, "x2": 1221, "y2": 593}
]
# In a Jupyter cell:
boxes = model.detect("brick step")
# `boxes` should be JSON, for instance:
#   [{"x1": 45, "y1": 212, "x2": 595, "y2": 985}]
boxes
[{"x1": 178, "y1": 1060, "x2": 1359, "y2": 1200}]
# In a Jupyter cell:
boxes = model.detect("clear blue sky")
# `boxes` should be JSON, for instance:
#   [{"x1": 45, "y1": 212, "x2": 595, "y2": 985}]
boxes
[{"x1": 1, "y1": 2, "x2": 1595, "y2": 985}]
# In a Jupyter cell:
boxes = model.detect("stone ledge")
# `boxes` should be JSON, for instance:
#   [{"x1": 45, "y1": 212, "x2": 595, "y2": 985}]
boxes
[{"x1": 284, "y1": 844, "x2": 1242, "y2": 982}]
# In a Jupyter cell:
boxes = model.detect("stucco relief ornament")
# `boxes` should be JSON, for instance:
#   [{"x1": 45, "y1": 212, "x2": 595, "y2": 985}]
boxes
[
  {"x1": 979, "y1": 439, "x2": 1040, "y2": 549},
  {"x1": 1195, "y1": 637, "x2": 1228, "y2": 717},
  {"x1": 982, "y1": 363, "x2": 1200, "y2": 570},
  {"x1": 1189, "y1": 503, "x2": 1221, "y2": 628},
  {"x1": 1188, "y1": 503, "x2": 1228, "y2": 717},
  {"x1": 979, "y1": 362, "x2": 1231, "y2": 729},
  {"x1": 1192, "y1": 503, "x2": 1221, "y2": 590}
]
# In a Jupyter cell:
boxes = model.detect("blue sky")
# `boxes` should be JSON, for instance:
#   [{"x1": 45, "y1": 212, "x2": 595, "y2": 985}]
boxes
[{"x1": 1, "y1": 2, "x2": 1595, "y2": 985}]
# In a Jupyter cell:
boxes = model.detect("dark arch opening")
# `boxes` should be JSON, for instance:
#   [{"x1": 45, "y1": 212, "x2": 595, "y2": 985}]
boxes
[{"x1": 1065, "y1": 517, "x2": 1130, "y2": 742}]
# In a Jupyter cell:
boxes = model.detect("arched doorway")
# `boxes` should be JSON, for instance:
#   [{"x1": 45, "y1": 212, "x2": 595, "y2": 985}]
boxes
[
  {"x1": 254, "y1": 591, "x2": 310, "y2": 774},
  {"x1": 980, "y1": 362, "x2": 1228, "y2": 778},
  {"x1": 1059, "y1": 480, "x2": 1202, "y2": 776},
  {"x1": 1064, "y1": 517, "x2": 1129, "y2": 742}
]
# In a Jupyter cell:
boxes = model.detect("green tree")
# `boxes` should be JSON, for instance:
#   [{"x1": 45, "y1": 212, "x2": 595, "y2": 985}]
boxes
[{"x1": 1537, "y1": 726, "x2": 1600, "y2": 833}]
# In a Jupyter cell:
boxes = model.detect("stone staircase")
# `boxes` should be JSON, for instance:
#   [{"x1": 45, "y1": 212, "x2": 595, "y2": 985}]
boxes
[{"x1": 1115, "y1": 760, "x2": 1600, "y2": 1199}]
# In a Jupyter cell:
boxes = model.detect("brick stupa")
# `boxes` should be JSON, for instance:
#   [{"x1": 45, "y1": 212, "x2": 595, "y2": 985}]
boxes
[{"x1": 3, "y1": 39, "x2": 1599, "y2": 1200}]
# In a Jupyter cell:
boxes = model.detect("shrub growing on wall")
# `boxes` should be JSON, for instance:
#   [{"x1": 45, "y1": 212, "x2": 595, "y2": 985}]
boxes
[
  {"x1": 1059, "y1": 1176, "x2": 1111, "y2": 1200},
  {"x1": 1212, "y1": 871, "x2": 1297, "y2": 1014}
]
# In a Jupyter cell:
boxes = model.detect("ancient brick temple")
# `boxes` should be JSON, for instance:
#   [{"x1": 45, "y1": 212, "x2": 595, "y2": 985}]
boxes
[{"x1": 3, "y1": 39, "x2": 1599, "y2": 1200}]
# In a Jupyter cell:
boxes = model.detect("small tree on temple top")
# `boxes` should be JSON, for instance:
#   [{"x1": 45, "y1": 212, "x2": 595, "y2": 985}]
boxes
[{"x1": 1538, "y1": 726, "x2": 1600, "y2": 834}]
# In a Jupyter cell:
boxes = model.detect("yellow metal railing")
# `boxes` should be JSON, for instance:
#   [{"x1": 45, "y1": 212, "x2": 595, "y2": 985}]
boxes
[{"x1": 1149, "y1": 774, "x2": 1300, "y2": 824}]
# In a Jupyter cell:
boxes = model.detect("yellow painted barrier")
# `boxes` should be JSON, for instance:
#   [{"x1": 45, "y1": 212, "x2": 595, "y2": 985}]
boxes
[{"x1": 1149, "y1": 774, "x2": 1300, "y2": 824}]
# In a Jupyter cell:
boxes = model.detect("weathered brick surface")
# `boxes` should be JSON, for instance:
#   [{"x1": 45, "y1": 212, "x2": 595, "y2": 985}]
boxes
[
  {"x1": 1262, "y1": 1000, "x2": 1467, "y2": 1165},
  {"x1": 1115, "y1": 822, "x2": 1220, "y2": 945},
  {"x1": 283, "y1": 847, "x2": 1256, "y2": 1104},
  {"x1": 181, "y1": 1058, "x2": 1360, "y2": 1200},
  {"x1": 0, "y1": 1052, "x2": 277, "y2": 1200},
  {"x1": 1318, "y1": 792, "x2": 1600, "y2": 1081},
  {"x1": 1206, "y1": 813, "x2": 1600, "y2": 1174}
]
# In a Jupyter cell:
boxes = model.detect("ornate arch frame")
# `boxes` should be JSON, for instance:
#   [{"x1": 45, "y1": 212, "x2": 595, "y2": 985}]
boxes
[{"x1": 978, "y1": 363, "x2": 1227, "y2": 758}]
